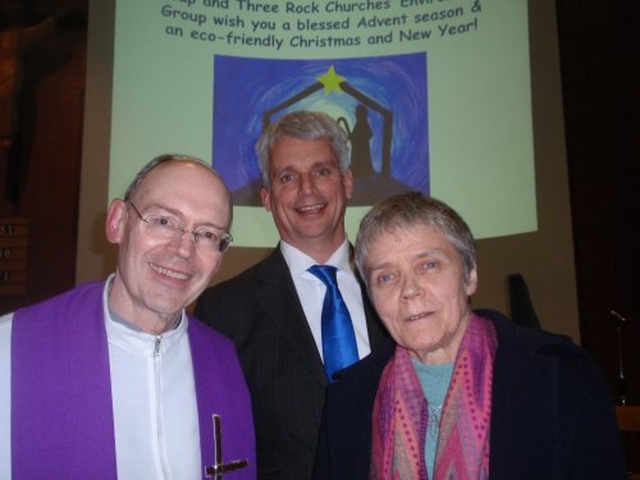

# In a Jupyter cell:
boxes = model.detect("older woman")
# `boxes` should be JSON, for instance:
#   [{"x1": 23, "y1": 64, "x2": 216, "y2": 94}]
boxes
[{"x1": 314, "y1": 192, "x2": 625, "y2": 479}]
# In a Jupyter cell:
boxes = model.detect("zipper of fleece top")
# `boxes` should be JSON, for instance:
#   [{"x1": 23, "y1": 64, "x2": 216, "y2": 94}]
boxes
[{"x1": 154, "y1": 335, "x2": 170, "y2": 479}]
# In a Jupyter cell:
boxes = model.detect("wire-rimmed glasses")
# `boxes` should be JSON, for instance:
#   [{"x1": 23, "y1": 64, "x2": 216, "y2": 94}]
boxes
[{"x1": 128, "y1": 202, "x2": 232, "y2": 253}]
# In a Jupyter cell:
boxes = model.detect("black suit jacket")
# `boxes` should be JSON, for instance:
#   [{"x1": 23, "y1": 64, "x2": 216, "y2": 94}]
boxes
[
  {"x1": 314, "y1": 313, "x2": 626, "y2": 479},
  {"x1": 195, "y1": 247, "x2": 388, "y2": 480}
]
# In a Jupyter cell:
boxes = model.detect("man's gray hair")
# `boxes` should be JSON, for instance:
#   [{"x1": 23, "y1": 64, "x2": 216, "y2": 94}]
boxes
[
  {"x1": 123, "y1": 154, "x2": 233, "y2": 227},
  {"x1": 255, "y1": 111, "x2": 350, "y2": 188}
]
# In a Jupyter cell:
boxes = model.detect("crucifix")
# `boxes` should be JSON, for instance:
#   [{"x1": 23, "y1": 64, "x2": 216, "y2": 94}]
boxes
[{"x1": 205, "y1": 414, "x2": 249, "y2": 478}]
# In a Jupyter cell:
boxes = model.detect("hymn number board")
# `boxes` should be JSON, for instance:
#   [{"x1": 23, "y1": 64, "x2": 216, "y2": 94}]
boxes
[{"x1": 0, "y1": 218, "x2": 28, "y2": 296}]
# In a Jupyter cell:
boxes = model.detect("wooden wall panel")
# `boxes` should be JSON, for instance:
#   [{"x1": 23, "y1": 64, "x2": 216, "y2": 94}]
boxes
[{"x1": 0, "y1": 0, "x2": 87, "y2": 314}]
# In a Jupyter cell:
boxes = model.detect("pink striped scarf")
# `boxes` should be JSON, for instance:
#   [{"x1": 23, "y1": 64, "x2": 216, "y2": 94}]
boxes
[{"x1": 370, "y1": 313, "x2": 497, "y2": 480}]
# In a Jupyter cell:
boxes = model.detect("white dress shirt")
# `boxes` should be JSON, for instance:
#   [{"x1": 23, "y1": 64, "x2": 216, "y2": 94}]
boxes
[{"x1": 280, "y1": 238, "x2": 372, "y2": 361}]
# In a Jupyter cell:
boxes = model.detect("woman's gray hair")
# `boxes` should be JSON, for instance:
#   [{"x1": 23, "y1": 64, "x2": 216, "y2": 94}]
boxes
[
  {"x1": 355, "y1": 191, "x2": 477, "y2": 287},
  {"x1": 255, "y1": 111, "x2": 350, "y2": 188}
]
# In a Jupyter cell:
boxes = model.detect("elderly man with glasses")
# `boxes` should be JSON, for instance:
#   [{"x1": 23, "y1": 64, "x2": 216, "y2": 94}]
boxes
[{"x1": 0, "y1": 154, "x2": 256, "y2": 479}]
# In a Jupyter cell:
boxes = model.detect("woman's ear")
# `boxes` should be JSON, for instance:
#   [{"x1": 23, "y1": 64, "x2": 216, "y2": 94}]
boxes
[
  {"x1": 105, "y1": 199, "x2": 127, "y2": 244},
  {"x1": 465, "y1": 266, "x2": 478, "y2": 296}
]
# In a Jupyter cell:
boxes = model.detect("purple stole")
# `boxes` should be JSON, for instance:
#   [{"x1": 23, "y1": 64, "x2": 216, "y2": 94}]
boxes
[{"x1": 11, "y1": 281, "x2": 256, "y2": 479}]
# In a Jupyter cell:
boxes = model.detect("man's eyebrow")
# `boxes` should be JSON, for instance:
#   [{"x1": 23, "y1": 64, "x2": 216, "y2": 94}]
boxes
[
  {"x1": 273, "y1": 159, "x2": 336, "y2": 172},
  {"x1": 314, "y1": 159, "x2": 339, "y2": 168},
  {"x1": 144, "y1": 204, "x2": 227, "y2": 231},
  {"x1": 140, "y1": 204, "x2": 182, "y2": 219}
]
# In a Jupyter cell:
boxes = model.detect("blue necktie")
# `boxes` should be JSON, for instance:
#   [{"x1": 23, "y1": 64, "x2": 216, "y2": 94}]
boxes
[{"x1": 308, "y1": 265, "x2": 359, "y2": 382}]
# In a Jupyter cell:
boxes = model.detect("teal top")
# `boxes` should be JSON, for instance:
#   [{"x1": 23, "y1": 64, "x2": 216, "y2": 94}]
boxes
[{"x1": 412, "y1": 360, "x2": 454, "y2": 478}]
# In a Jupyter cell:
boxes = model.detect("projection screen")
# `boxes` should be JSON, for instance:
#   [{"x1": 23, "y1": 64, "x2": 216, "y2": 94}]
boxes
[{"x1": 107, "y1": 0, "x2": 535, "y2": 246}]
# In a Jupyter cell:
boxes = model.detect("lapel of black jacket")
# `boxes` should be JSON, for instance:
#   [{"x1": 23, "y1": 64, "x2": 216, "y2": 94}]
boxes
[
  {"x1": 360, "y1": 280, "x2": 389, "y2": 349},
  {"x1": 254, "y1": 248, "x2": 329, "y2": 386},
  {"x1": 348, "y1": 243, "x2": 389, "y2": 350}
]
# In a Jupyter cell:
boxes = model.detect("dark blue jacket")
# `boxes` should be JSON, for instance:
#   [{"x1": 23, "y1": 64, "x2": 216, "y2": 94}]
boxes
[{"x1": 314, "y1": 313, "x2": 626, "y2": 479}]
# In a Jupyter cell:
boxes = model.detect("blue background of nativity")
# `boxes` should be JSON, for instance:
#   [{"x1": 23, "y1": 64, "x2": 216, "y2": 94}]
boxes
[{"x1": 211, "y1": 52, "x2": 429, "y2": 205}]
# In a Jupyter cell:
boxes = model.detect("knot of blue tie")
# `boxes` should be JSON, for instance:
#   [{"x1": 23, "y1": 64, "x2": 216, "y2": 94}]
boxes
[{"x1": 308, "y1": 265, "x2": 359, "y2": 382}]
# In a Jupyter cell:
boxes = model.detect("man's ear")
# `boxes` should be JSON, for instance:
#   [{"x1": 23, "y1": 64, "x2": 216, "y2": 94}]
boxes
[
  {"x1": 260, "y1": 187, "x2": 272, "y2": 212},
  {"x1": 343, "y1": 168, "x2": 354, "y2": 200},
  {"x1": 105, "y1": 199, "x2": 127, "y2": 244}
]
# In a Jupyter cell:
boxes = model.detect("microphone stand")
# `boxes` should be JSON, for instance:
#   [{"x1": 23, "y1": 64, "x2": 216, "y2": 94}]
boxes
[{"x1": 610, "y1": 309, "x2": 627, "y2": 405}]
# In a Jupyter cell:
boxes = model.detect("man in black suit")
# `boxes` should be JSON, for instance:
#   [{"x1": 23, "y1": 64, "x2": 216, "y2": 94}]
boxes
[{"x1": 195, "y1": 111, "x2": 388, "y2": 479}]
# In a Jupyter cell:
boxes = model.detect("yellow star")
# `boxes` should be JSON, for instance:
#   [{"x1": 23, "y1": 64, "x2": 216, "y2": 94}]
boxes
[{"x1": 317, "y1": 66, "x2": 346, "y2": 95}]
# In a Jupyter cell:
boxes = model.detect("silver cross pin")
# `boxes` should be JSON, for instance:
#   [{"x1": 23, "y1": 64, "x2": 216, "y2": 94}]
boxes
[{"x1": 204, "y1": 414, "x2": 249, "y2": 479}]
